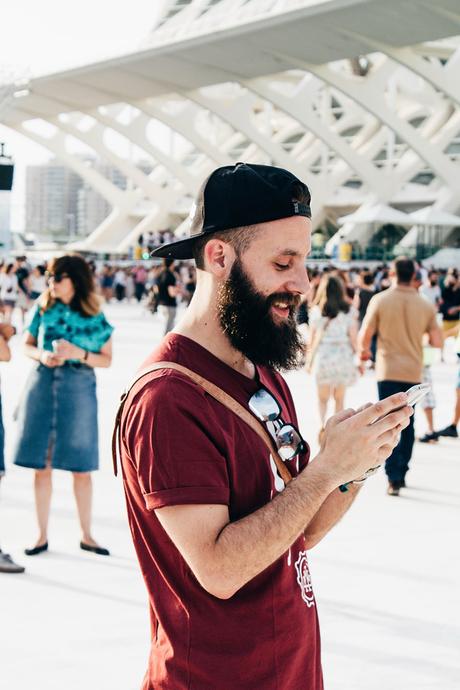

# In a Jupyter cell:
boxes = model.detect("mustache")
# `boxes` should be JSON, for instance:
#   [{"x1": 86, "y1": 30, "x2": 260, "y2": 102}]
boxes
[{"x1": 266, "y1": 293, "x2": 301, "y2": 310}]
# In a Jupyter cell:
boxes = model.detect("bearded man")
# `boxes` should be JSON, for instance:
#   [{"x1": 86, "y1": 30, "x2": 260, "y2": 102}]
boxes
[{"x1": 117, "y1": 163, "x2": 412, "y2": 690}]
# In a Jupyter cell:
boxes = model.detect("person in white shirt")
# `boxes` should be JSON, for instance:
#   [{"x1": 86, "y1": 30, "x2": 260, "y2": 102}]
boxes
[
  {"x1": 29, "y1": 265, "x2": 47, "y2": 300},
  {"x1": 114, "y1": 268, "x2": 127, "y2": 301},
  {"x1": 415, "y1": 271, "x2": 441, "y2": 443},
  {"x1": 420, "y1": 270, "x2": 442, "y2": 308},
  {"x1": 0, "y1": 264, "x2": 19, "y2": 322}
]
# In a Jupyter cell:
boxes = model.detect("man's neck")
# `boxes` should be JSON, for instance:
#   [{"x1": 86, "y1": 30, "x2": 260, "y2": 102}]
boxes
[
  {"x1": 395, "y1": 281, "x2": 415, "y2": 289},
  {"x1": 173, "y1": 286, "x2": 256, "y2": 379}
]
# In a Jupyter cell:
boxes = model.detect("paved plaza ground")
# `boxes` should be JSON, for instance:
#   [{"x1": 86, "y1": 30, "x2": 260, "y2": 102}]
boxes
[{"x1": 1, "y1": 302, "x2": 459, "y2": 690}]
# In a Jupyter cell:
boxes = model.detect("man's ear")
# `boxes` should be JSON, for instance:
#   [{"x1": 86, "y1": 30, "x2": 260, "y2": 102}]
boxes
[{"x1": 203, "y1": 239, "x2": 236, "y2": 278}]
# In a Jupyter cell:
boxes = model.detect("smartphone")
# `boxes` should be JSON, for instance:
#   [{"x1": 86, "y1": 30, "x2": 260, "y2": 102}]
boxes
[
  {"x1": 339, "y1": 383, "x2": 432, "y2": 492},
  {"x1": 374, "y1": 383, "x2": 431, "y2": 423},
  {"x1": 405, "y1": 383, "x2": 431, "y2": 407}
]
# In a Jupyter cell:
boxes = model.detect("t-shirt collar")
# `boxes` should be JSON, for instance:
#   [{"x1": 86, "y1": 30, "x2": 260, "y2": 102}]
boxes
[{"x1": 164, "y1": 332, "x2": 260, "y2": 394}]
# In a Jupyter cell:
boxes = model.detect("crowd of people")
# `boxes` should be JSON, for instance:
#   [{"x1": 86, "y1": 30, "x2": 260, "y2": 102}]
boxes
[
  {"x1": 0, "y1": 163, "x2": 459, "y2": 690},
  {"x1": 0, "y1": 250, "x2": 458, "y2": 577},
  {"x1": 300, "y1": 263, "x2": 459, "y2": 462},
  {"x1": 0, "y1": 257, "x2": 197, "y2": 326},
  {"x1": 95, "y1": 260, "x2": 196, "y2": 329},
  {"x1": 132, "y1": 230, "x2": 176, "y2": 260}
]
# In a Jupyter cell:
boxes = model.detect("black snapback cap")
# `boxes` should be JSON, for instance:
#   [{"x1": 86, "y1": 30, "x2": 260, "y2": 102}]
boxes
[{"x1": 150, "y1": 162, "x2": 311, "y2": 260}]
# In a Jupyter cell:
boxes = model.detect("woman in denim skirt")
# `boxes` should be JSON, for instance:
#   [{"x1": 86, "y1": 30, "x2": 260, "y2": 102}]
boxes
[{"x1": 12, "y1": 254, "x2": 114, "y2": 557}]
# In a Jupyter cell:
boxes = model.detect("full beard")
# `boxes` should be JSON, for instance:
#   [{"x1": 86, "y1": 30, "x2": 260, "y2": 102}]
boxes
[{"x1": 216, "y1": 258, "x2": 305, "y2": 371}]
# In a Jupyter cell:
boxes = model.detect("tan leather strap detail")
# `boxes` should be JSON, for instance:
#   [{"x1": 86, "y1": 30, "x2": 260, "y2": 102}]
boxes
[{"x1": 112, "y1": 361, "x2": 293, "y2": 485}]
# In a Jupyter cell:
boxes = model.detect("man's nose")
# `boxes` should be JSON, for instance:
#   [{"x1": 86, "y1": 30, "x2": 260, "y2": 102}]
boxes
[{"x1": 285, "y1": 265, "x2": 310, "y2": 295}]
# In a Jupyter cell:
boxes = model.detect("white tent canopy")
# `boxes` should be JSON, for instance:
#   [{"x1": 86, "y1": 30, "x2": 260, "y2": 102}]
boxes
[
  {"x1": 326, "y1": 202, "x2": 412, "y2": 255},
  {"x1": 400, "y1": 206, "x2": 460, "y2": 248},
  {"x1": 338, "y1": 203, "x2": 412, "y2": 226},
  {"x1": 422, "y1": 248, "x2": 460, "y2": 269},
  {"x1": 408, "y1": 206, "x2": 460, "y2": 227}
]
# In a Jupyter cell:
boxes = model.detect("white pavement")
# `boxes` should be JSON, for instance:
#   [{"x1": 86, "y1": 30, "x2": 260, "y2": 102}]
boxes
[{"x1": 1, "y1": 302, "x2": 459, "y2": 690}]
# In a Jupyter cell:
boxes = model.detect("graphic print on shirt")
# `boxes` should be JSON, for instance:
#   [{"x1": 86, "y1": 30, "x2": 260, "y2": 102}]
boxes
[{"x1": 294, "y1": 550, "x2": 316, "y2": 608}]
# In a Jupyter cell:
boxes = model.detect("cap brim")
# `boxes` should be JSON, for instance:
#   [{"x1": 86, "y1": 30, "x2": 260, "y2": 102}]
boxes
[{"x1": 150, "y1": 233, "x2": 207, "y2": 260}]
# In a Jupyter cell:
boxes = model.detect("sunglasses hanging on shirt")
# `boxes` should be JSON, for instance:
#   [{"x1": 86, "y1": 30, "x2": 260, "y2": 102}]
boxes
[{"x1": 248, "y1": 387, "x2": 306, "y2": 461}]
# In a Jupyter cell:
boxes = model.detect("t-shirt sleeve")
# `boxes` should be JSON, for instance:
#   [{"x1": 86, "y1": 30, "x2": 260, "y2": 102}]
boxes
[
  {"x1": 93, "y1": 312, "x2": 114, "y2": 349},
  {"x1": 124, "y1": 375, "x2": 230, "y2": 511},
  {"x1": 25, "y1": 303, "x2": 41, "y2": 338}
]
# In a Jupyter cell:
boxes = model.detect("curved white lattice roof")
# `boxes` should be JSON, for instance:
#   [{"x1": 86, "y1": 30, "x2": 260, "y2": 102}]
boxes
[{"x1": 1, "y1": 0, "x2": 459, "y2": 252}]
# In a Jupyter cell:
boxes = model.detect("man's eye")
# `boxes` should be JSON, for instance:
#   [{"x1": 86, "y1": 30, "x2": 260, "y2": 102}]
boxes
[{"x1": 275, "y1": 263, "x2": 289, "y2": 270}]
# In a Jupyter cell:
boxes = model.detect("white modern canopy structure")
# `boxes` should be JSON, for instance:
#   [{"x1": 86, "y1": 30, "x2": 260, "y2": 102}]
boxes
[
  {"x1": 1, "y1": 0, "x2": 460, "y2": 254},
  {"x1": 400, "y1": 206, "x2": 460, "y2": 248}
]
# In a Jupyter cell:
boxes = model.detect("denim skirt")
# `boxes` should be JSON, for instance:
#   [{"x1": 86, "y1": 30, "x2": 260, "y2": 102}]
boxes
[{"x1": 13, "y1": 363, "x2": 99, "y2": 473}]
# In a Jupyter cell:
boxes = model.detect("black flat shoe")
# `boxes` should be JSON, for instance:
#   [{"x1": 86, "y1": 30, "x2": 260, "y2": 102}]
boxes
[
  {"x1": 25, "y1": 542, "x2": 48, "y2": 556},
  {"x1": 80, "y1": 542, "x2": 110, "y2": 556},
  {"x1": 419, "y1": 432, "x2": 438, "y2": 443}
]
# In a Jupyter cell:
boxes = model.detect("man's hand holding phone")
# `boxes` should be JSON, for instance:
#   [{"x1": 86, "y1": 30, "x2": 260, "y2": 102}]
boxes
[{"x1": 316, "y1": 393, "x2": 414, "y2": 490}]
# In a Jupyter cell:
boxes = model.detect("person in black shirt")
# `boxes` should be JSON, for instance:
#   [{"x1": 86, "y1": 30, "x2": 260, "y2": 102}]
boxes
[
  {"x1": 183, "y1": 267, "x2": 196, "y2": 306},
  {"x1": 155, "y1": 259, "x2": 180, "y2": 334},
  {"x1": 356, "y1": 271, "x2": 375, "y2": 325},
  {"x1": 440, "y1": 269, "x2": 460, "y2": 334}
]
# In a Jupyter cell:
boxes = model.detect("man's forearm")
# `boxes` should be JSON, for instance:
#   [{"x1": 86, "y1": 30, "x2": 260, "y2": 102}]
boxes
[
  {"x1": 358, "y1": 330, "x2": 372, "y2": 354},
  {"x1": 207, "y1": 461, "x2": 337, "y2": 598},
  {"x1": 303, "y1": 483, "x2": 362, "y2": 549},
  {"x1": 156, "y1": 394, "x2": 412, "y2": 600}
]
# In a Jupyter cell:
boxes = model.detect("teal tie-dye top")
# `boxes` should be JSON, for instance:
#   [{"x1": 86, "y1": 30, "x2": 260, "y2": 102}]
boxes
[{"x1": 27, "y1": 301, "x2": 114, "y2": 360}]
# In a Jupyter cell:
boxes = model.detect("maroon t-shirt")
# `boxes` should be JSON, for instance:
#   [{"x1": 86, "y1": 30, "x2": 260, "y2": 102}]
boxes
[{"x1": 120, "y1": 334, "x2": 323, "y2": 690}]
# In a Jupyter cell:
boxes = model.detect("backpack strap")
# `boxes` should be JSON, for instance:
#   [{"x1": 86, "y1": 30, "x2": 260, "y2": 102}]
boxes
[{"x1": 112, "y1": 361, "x2": 293, "y2": 485}]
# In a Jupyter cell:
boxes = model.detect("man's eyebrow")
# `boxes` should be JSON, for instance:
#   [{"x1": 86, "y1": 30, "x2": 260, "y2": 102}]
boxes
[
  {"x1": 277, "y1": 248, "x2": 311, "y2": 257},
  {"x1": 277, "y1": 249, "x2": 301, "y2": 257}
]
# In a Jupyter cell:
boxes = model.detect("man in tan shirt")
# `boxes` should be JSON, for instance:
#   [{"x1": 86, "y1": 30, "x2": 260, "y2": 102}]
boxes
[{"x1": 359, "y1": 258, "x2": 442, "y2": 495}]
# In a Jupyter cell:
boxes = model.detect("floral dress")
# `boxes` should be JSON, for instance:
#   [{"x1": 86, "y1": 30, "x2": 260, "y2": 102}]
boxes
[{"x1": 310, "y1": 306, "x2": 358, "y2": 386}]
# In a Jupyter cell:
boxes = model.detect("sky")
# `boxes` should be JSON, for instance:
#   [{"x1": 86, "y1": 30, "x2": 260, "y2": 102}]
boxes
[{"x1": 0, "y1": 0, "x2": 163, "y2": 231}]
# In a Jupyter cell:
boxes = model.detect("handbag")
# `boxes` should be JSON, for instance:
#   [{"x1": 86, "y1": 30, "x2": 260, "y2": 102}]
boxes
[{"x1": 112, "y1": 361, "x2": 293, "y2": 485}]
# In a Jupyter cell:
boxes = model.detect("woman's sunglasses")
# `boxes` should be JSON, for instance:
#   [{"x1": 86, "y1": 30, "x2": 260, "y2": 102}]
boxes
[
  {"x1": 249, "y1": 388, "x2": 306, "y2": 461},
  {"x1": 46, "y1": 272, "x2": 69, "y2": 284}
]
